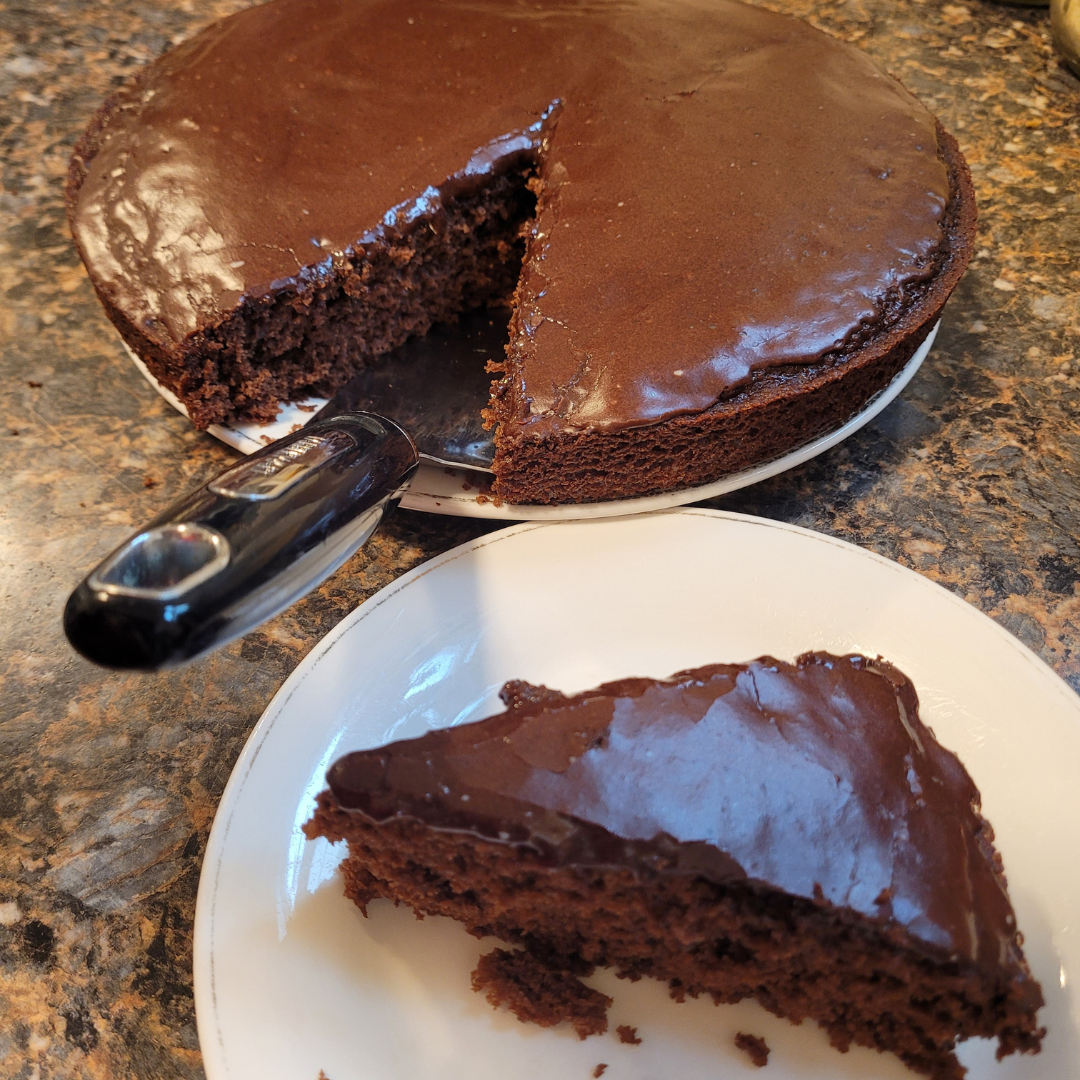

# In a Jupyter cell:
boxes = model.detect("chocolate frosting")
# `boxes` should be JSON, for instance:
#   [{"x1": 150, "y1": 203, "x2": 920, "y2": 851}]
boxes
[
  {"x1": 72, "y1": 0, "x2": 949, "y2": 433},
  {"x1": 326, "y1": 653, "x2": 1032, "y2": 988}
]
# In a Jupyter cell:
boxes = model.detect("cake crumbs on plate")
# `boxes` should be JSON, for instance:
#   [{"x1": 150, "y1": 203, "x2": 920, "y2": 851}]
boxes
[
  {"x1": 593, "y1": 1065, "x2": 607, "y2": 1078},
  {"x1": 734, "y1": 1032, "x2": 770, "y2": 1067},
  {"x1": 471, "y1": 947, "x2": 611, "y2": 1039},
  {"x1": 616, "y1": 1024, "x2": 641, "y2": 1045}
]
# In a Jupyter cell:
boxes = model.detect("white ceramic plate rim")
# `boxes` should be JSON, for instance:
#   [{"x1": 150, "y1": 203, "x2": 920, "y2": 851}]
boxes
[
  {"x1": 194, "y1": 507, "x2": 1080, "y2": 1080},
  {"x1": 127, "y1": 323, "x2": 936, "y2": 521}
]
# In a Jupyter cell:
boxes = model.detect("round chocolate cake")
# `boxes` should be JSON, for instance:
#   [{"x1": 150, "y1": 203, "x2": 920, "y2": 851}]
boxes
[{"x1": 66, "y1": 0, "x2": 976, "y2": 504}]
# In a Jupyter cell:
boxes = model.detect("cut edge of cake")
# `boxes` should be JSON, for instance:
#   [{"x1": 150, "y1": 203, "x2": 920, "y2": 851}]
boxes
[
  {"x1": 483, "y1": 124, "x2": 975, "y2": 504},
  {"x1": 66, "y1": 79, "x2": 544, "y2": 431}
]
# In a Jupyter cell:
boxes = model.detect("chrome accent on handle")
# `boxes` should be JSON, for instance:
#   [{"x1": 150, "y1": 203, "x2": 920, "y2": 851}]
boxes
[
  {"x1": 88, "y1": 523, "x2": 230, "y2": 600},
  {"x1": 209, "y1": 429, "x2": 357, "y2": 500}
]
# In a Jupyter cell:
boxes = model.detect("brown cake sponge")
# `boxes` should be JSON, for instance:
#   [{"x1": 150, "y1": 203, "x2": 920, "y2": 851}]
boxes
[{"x1": 472, "y1": 947, "x2": 611, "y2": 1039}]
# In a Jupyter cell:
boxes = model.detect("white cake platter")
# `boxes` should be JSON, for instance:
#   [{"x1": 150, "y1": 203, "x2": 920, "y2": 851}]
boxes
[
  {"x1": 127, "y1": 323, "x2": 937, "y2": 520},
  {"x1": 194, "y1": 509, "x2": 1080, "y2": 1080}
]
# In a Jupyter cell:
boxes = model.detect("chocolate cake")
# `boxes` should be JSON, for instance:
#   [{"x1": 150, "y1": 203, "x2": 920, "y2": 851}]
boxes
[
  {"x1": 304, "y1": 653, "x2": 1043, "y2": 1079},
  {"x1": 67, "y1": 0, "x2": 975, "y2": 504}
]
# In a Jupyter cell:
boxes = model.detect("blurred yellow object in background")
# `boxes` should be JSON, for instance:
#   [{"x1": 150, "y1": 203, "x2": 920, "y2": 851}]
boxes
[{"x1": 1052, "y1": 0, "x2": 1080, "y2": 75}]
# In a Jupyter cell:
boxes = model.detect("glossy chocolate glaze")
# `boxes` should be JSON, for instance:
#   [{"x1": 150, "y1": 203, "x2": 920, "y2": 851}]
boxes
[
  {"x1": 71, "y1": 0, "x2": 950, "y2": 432},
  {"x1": 327, "y1": 653, "x2": 1033, "y2": 988}
]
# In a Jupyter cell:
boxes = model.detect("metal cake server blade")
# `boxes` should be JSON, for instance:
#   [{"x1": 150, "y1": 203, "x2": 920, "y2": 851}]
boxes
[
  {"x1": 315, "y1": 307, "x2": 504, "y2": 470},
  {"x1": 64, "y1": 309, "x2": 509, "y2": 671}
]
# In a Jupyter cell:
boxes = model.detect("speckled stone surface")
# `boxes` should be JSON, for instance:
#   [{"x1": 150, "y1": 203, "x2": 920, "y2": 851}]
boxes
[{"x1": 0, "y1": 1, "x2": 1077, "y2": 1076}]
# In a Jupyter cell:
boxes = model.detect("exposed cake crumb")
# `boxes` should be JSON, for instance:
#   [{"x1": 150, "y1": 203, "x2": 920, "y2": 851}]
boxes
[
  {"x1": 471, "y1": 947, "x2": 611, "y2": 1039},
  {"x1": 593, "y1": 1065, "x2": 607, "y2": 1077},
  {"x1": 735, "y1": 1032, "x2": 770, "y2": 1068},
  {"x1": 616, "y1": 1025, "x2": 641, "y2": 1045}
]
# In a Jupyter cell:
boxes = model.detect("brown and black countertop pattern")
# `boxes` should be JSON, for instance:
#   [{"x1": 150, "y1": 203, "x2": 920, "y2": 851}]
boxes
[{"x1": 0, "y1": 0, "x2": 1077, "y2": 1076}]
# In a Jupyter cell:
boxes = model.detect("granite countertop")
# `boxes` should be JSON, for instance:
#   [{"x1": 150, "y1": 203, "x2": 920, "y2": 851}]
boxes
[{"x1": 0, "y1": 0, "x2": 1077, "y2": 1075}]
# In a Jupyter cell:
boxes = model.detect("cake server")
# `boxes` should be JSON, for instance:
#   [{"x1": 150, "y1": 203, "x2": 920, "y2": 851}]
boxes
[{"x1": 64, "y1": 310, "x2": 506, "y2": 671}]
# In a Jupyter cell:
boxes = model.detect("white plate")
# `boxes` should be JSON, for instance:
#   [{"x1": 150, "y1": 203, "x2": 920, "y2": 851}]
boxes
[
  {"x1": 195, "y1": 509, "x2": 1080, "y2": 1080},
  {"x1": 128, "y1": 324, "x2": 937, "y2": 520}
]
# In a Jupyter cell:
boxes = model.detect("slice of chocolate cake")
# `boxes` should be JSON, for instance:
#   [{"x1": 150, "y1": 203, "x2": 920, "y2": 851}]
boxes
[{"x1": 305, "y1": 653, "x2": 1044, "y2": 1079}]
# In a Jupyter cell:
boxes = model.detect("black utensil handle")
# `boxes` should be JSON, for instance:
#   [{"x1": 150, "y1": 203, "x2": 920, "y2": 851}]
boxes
[{"x1": 64, "y1": 413, "x2": 419, "y2": 671}]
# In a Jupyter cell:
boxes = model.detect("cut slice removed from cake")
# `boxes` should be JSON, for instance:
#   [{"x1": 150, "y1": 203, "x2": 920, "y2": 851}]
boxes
[{"x1": 304, "y1": 652, "x2": 1043, "y2": 1079}]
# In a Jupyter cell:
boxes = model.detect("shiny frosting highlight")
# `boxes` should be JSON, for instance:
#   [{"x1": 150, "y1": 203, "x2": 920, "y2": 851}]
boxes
[
  {"x1": 327, "y1": 653, "x2": 1027, "y2": 983},
  {"x1": 73, "y1": 0, "x2": 950, "y2": 431}
]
